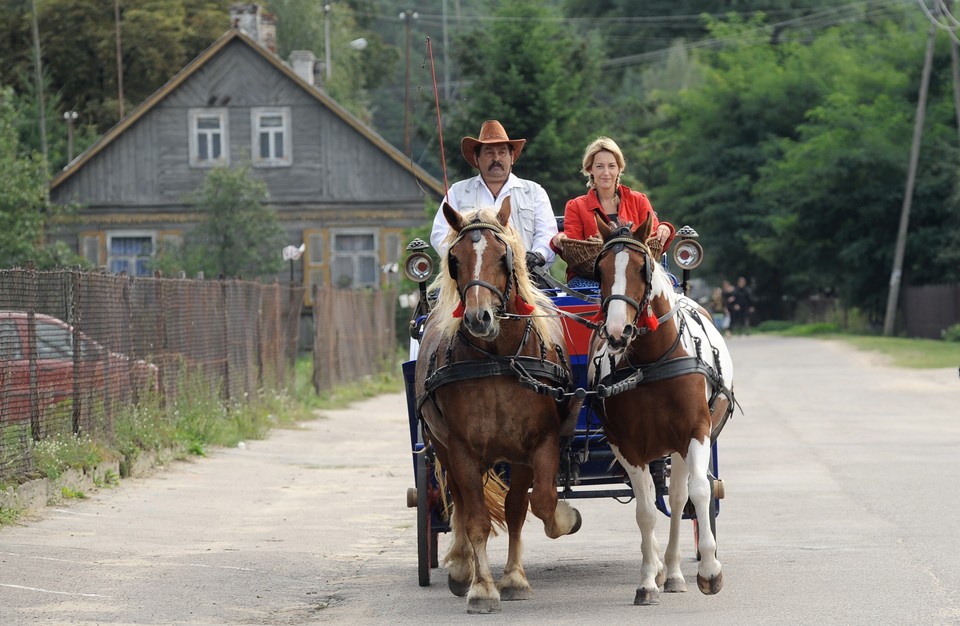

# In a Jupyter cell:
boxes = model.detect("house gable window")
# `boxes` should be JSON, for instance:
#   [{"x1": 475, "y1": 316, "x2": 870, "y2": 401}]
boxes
[
  {"x1": 251, "y1": 107, "x2": 291, "y2": 167},
  {"x1": 188, "y1": 108, "x2": 229, "y2": 167},
  {"x1": 331, "y1": 230, "x2": 377, "y2": 289},
  {"x1": 108, "y1": 234, "x2": 154, "y2": 276}
]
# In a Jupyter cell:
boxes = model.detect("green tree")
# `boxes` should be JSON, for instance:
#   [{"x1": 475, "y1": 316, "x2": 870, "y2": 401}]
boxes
[
  {"x1": 267, "y1": 0, "x2": 398, "y2": 124},
  {"x1": 753, "y1": 27, "x2": 960, "y2": 319},
  {"x1": 0, "y1": 86, "x2": 46, "y2": 267},
  {"x1": 155, "y1": 164, "x2": 285, "y2": 279},
  {"x1": 0, "y1": 0, "x2": 229, "y2": 139},
  {"x1": 648, "y1": 9, "x2": 960, "y2": 321},
  {"x1": 0, "y1": 86, "x2": 83, "y2": 269},
  {"x1": 443, "y1": 0, "x2": 601, "y2": 209}
]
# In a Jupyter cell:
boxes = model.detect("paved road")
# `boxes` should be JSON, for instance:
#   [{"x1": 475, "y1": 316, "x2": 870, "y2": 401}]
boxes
[{"x1": 1, "y1": 336, "x2": 958, "y2": 625}]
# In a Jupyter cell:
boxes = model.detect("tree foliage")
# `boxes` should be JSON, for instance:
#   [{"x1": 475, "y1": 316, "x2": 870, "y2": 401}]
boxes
[
  {"x1": 154, "y1": 164, "x2": 285, "y2": 279},
  {"x1": 0, "y1": 87, "x2": 46, "y2": 267},
  {"x1": 647, "y1": 9, "x2": 960, "y2": 321},
  {"x1": 0, "y1": 86, "x2": 83, "y2": 269},
  {"x1": 266, "y1": 0, "x2": 398, "y2": 124},
  {"x1": 443, "y1": 0, "x2": 602, "y2": 209}
]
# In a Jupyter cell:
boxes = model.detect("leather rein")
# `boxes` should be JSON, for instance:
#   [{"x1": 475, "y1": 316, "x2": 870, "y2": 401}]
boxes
[{"x1": 418, "y1": 220, "x2": 579, "y2": 417}]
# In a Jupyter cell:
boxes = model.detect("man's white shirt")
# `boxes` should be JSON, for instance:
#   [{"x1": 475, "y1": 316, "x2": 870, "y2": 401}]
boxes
[{"x1": 430, "y1": 173, "x2": 558, "y2": 265}]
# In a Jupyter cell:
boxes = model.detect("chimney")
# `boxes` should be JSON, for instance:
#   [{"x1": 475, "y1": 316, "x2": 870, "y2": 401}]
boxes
[
  {"x1": 290, "y1": 50, "x2": 317, "y2": 87},
  {"x1": 230, "y1": 3, "x2": 277, "y2": 54}
]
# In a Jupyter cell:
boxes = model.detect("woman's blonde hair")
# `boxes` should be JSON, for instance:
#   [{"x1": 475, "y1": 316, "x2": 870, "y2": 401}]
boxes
[{"x1": 581, "y1": 136, "x2": 626, "y2": 188}]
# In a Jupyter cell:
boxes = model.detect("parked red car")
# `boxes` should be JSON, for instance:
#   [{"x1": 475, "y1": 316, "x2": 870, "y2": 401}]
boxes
[{"x1": 0, "y1": 311, "x2": 158, "y2": 424}]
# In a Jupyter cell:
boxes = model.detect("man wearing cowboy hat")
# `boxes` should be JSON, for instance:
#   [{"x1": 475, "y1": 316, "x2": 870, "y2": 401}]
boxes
[{"x1": 429, "y1": 120, "x2": 558, "y2": 269}]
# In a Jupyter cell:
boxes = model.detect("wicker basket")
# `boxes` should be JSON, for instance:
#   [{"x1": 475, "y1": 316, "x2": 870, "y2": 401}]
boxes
[
  {"x1": 646, "y1": 237, "x2": 663, "y2": 260},
  {"x1": 560, "y1": 237, "x2": 603, "y2": 278}
]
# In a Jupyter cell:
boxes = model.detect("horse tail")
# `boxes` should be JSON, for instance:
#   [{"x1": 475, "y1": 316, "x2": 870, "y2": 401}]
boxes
[
  {"x1": 433, "y1": 457, "x2": 508, "y2": 535},
  {"x1": 482, "y1": 469, "x2": 508, "y2": 534}
]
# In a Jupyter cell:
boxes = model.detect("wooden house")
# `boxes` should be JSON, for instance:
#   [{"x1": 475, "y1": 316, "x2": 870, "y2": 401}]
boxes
[{"x1": 47, "y1": 17, "x2": 443, "y2": 299}]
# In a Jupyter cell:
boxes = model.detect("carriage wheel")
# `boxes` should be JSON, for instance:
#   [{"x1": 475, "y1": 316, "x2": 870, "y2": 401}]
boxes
[
  {"x1": 694, "y1": 477, "x2": 719, "y2": 561},
  {"x1": 417, "y1": 451, "x2": 433, "y2": 586}
]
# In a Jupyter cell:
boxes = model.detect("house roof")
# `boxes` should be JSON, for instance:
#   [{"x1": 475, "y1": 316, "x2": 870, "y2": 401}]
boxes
[{"x1": 49, "y1": 28, "x2": 445, "y2": 196}]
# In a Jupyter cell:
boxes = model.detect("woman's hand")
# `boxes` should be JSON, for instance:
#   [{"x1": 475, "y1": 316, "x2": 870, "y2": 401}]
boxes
[
  {"x1": 551, "y1": 232, "x2": 568, "y2": 252},
  {"x1": 656, "y1": 224, "x2": 671, "y2": 245}
]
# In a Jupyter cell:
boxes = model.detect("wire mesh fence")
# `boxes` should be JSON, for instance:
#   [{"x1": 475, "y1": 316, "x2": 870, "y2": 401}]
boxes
[{"x1": 0, "y1": 268, "x2": 305, "y2": 483}]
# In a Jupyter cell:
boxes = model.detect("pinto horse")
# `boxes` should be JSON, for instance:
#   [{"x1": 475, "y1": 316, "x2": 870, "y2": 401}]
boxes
[
  {"x1": 414, "y1": 199, "x2": 582, "y2": 614},
  {"x1": 589, "y1": 214, "x2": 735, "y2": 606}
]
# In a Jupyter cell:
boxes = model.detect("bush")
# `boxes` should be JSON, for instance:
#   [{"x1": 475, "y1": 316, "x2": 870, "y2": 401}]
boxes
[
  {"x1": 754, "y1": 320, "x2": 796, "y2": 333},
  {"x1": 783, "y1": 322, "x2": 841, "y2": 336},
  {"x1": 942, "y1": 323, "x2": 960, "y2": 342}
]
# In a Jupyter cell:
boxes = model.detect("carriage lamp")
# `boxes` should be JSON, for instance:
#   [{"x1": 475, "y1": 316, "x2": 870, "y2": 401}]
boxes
[
  {"x1": 672, "y1": 226, "x2": 703, "y2": 297},
  {"x1": 404, "y1": 238, "x2": 434, "y2": 283},
  {"x1": 672, "y1": 226, "x2": 703, "y2": 271},
  {"x1": 405, "y1": 239, "x2": 435, "y2": 340}
]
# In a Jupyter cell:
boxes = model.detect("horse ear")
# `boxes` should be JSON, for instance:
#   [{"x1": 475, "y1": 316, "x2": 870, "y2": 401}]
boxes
[
  {"x1": 442, "y1": 200, "x2": 464, "y2": 232},
  {"x1": 596, "y1": 213, "x2": 612, "y2": 240},
  {"x1": 633, "y1": 213, "x2": 654, "y2": 242},
  {"x1": 497, "y1": 196, "x2": 512, "y2": 227}
]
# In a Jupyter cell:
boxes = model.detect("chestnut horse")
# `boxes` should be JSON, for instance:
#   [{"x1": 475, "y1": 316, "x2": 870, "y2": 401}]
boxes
[
  {"x1": 589, "y1": 214, "x2": 734, "y2": 606},
  {"x1": 414, "y1": 199, "x2": 582, "y2": 614}
]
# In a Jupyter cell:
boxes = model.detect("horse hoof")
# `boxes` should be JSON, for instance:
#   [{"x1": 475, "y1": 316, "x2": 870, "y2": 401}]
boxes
[
  {"x1": 448, "y1": 574, "x2": 471, "y2": 597},
  {"x1": 568, "y1": 508, "x2": 582, "y2": 535},
  {"x1": 467, "y1": 597, "x2": 502, "y2": 614},
  {"x1": 697, "y1": 572, "x2": 723, "y2": 595},
  {"x1": 499, "y1": 586, "x2": 531, "y2": 601},
  {"x1": 633, "y1": 587, "x2": 660, "y2": 606},
  {"x1": 663, "y1": 577, "x2": 687, "y2": 593}
]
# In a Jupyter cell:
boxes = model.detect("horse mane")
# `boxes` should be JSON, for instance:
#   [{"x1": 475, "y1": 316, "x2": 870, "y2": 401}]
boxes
[
  {"x1": 606, "y1": 221, "x2": 676, "y2": 304},
  {"x1": 429, "y1": 207, "x2": 561, "y2": 344}
]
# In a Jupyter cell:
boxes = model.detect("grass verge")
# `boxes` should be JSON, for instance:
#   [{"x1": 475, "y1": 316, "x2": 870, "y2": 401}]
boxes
[
  {"x1": 1, "y1": 352, "x2": 404, "y2": 527},
  {"x1": 754, "y1": 321, "x2": 960, "y2": 369}
]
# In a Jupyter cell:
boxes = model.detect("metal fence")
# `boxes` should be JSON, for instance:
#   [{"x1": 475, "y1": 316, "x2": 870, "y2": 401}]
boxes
[
  {"x1": 0, "y1": 268, "x2": 304, "y2": 482},
  {"x1": 311, "y1": 286, "x2": 398, "y2": 392}
]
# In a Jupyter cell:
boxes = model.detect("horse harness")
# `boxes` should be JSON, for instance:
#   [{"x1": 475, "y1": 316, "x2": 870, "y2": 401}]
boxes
[
  {"x1": 590, "y1": 232, "x2": 736, "y2": 441},
  {"x1": 446, "y1": 218, "x2": 515, "y2": 315},
  {"x1": 591, "y1": 299, "x2": 735, "y2": 441},
  {"x1": 418, "y1": 218, "x2": 576, "y2": 420}
]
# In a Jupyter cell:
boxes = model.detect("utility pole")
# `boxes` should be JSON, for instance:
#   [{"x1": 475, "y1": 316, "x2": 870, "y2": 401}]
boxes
[
  {"x1": 115, "y1": 0, "x2": 125, "y2": 119},
  {"x1": 324, "y1": 4, "x2": 332, "y2": 82},
  {"x1": 30, "y1": 0, "x2": 48, "y2": 185},
  {"x1": 63, "y1": 110, "x2": 78, "y2": 163},
  {"x1": 883, "y1": 17, "x2": 937, "y2": 336},
  {"x1": 442, "y1": 0, "x2": 450, "y2": 100},
  {"x1": 400, "y1": 9, "x2": 418, "y2": 156}
]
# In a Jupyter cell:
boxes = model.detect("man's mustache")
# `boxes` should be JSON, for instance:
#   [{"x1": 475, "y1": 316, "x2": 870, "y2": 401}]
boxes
[{"x1": 486, "y1": 161, "x2": 505, "y2": 171}]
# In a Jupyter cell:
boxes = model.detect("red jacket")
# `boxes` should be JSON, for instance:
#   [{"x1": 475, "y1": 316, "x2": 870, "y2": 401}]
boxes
[{"x1": 554, "y1": 185, "x2": 675, "y2": 280}]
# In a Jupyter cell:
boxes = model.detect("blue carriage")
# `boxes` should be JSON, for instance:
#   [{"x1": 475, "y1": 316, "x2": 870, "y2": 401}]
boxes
[{"x1": 402, "y1": 227, "x2": 728, "y2": 588}]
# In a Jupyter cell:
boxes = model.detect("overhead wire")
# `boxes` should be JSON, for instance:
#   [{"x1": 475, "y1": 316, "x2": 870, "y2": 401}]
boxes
[{"x1": 916, "y1": 0, "x2": 960, "y2": 45}]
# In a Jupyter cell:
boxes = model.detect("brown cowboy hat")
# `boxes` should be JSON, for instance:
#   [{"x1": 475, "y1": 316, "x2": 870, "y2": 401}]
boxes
[{"x1": 460, "y1": 120, "x2": 526, "y2": 169}]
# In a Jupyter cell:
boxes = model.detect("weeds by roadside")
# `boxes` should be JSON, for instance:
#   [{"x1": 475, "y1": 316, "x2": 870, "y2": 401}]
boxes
[{"x1": 0, "y1": 352, "x2": 405, "y2": 527}]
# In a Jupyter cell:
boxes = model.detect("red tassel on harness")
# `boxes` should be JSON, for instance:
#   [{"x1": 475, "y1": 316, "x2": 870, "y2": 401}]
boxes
[
  {"x1": 641, "y1": 303, "x2": 659, "y2": 332},
  {"x1": 452, "y1": 301, "x2": 465, "y2": 318},
  {"x1": 514, "y1": 295, "x2": 536, "y2": 316},
  {"x1": 588, "y1": 309, "x2": 605, "y2": 326}
]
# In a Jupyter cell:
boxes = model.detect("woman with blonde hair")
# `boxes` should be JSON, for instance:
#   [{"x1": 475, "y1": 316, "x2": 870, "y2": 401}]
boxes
[{"x1": 551, "y1": 136, "x2": 675, "y2": 287}]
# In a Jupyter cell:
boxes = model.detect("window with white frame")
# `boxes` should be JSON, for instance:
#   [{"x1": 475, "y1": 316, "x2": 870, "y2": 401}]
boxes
[
  {"x1": 251, "y1": 107, "x2": 291, "y2": 167},
  {"x1": 188, "y1": 108, "x2": 229, "y2": 167},
  {"x1": 107, "y1": 234, "x2": 154, "y2": 276},
  {"x1": 331, "y1": 231, "x2": 378, "y2": 289}
]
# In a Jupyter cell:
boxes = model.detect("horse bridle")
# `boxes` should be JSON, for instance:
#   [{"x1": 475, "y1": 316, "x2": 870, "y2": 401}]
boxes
[
  {"x1": 447, "y1": 219, "x2": 515, "y2": 314},
  {"x1": 592, "y1": 233, "x2": 655, "y2": 340}
]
